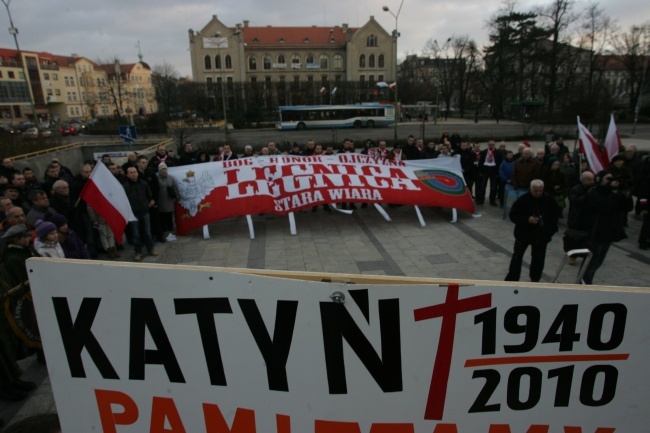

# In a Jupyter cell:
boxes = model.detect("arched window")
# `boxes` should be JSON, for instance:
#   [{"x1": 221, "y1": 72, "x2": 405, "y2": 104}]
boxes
[
  {"x1": 359, "y1": 54, "x2": 366, "y2": 68},
  {"x1": 306, "y1": 54, "x2": 314, "y2": 64},
  {"x1": 333, "y1": 54, "x2": 343, "y2": 69},
  {"x1": 263, "y1": 56, "x2": 271, "y2": 70},
  {"x1": 215, "y1": 55, "x2": 222, "y2": 69},
  {"x1": 249, "y1": 56, "x2": 257, "y2": 70},
  {"x1": 225, "y1": 55, "x2": 232, "y2": 69},
  {"x1": 366, "y1": 35, "x2": 378, "y2": 47},
  {"x1": 278, "y1": 55, "x2": 286, "y2": 64},
  {"x1": 204, "y1": 55, "x2": 211, "y2": 70},
  {"x1": 378, "y1": 54, "x2": 385, "y2": 68},
  {"x1": 206, "y1": 76, "x2": 213, "y2": 90},
  {"x1": 369, "y1": 54, "x2": 375, "y2": 68},
  {"x1": 291, "y1": 54, "x2": 301, "y2": 65},
  {"x1": 319, "y1": 54, "x2": 328, "y2": 69}
]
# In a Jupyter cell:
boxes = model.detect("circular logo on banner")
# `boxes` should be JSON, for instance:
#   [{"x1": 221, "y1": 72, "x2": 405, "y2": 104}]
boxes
[{"x1": 415, "y1": 170, "x2": 466, "y2": 196}]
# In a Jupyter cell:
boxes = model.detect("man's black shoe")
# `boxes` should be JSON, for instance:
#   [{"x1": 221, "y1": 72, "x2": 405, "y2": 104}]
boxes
[
  {"x1": 0, "y1": 386, "x2": 27, "y2": 401},
  {"x1": 349, "y1": 203, "x2": 357, "y2": 209},
  {"x1": 157, "y1": 237, "x2": 167, "y2": 243},
  {"x1": 12, "y1": 379, "x2": 37, "y2": 392},
  {"x1": 361, "y1": 203, "x2": 368, "y2": 208}
]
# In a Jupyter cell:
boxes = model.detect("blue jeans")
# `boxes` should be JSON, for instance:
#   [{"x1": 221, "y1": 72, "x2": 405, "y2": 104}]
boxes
[{"x1": 129, "y1": 214, "x2": 154, "y2": 254}]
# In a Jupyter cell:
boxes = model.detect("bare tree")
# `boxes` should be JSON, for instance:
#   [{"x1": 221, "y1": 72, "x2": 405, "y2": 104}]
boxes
[
  {"x1": 536, "y1": 0, "x2": 577, "y2": 116},
  {"x1": 611, "y1": 23, "x2": 650, "y2": 112},
  {"x1": 152, "y1": 62, "x2": 180, "y2": 118}
]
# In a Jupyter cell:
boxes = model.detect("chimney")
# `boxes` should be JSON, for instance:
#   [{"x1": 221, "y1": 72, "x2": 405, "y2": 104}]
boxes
[
  {"x1": 243, "y1": 20, "x2": 249, "y2": 28},
  {"x1": 342, "y1": 23, "x2": 348, "y2": 33},
  {"x1": 236, "y1": 23, "x2": 242, "y2": 30},
  {"x1": 71, "y1": 53, "x2": 79, "y2": 58}
]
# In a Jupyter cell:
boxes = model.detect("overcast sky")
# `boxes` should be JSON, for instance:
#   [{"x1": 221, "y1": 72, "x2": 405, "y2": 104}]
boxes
[{"x1": 0, "y1": 0, "x2": 646, "y2": 78}]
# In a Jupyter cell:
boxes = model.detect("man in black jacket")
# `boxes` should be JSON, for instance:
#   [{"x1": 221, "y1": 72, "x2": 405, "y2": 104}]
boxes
[
  {"x1": 579, "y1": 171, "x2": 633, "y2": 284},
  {"x1": 123, "y1": 167, "x2": 158, "y2": 261},
  {"x1": 477, "y1": 140, "x2": 503, "y2": 206},
  {"x1": 505, "y1": 179, "x2": 560, "y2": 282}
]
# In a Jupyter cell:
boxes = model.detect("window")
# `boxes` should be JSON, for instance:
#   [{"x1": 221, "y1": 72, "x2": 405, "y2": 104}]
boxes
[
  {"x1": 360, "y1": 75, "x2": 365, "y2": 85},
  {"x1": 215, "y1": 55, "x2": 221, "y2": 69},
  {"x1": 378, "y1": 54, "x2": 385, "y2": 68},
  {"x1": 319, "y1": 54, "x2": 328, "y2": 69},
  {"x1": 367, "y1": 35, "x2": 378, "y2": 47},
  {"x1": 265, "y1": 76, "x2": 272, "y2": 88},
  {"x1": 306, "y1": 54, "x2": 314, "y2": 64},
  {"x1": 55, "y1": 89, "x2": 61, "y2": 96},
  {"x1": 75, "y1": 107, "x2": 80, "y2": 115},
  {"x1": 378, "y1": 74, "x2": 384, "y2": 82},
  {"x1": 278, "y1": 55, "x2": 285, "y2": 64},
  {"x1": 72, "y1": 92, "x2": 77, "y2": 101},
  {"x1": 225, "y1": 55, "x2": 232, "y2": 69},
  {"x1": 82, "y1": 92, "x2": 86, "y2": 102},
  {"x1": 67, "y1": 92, "x2": 71, "y2": 101},
  {"x1": 294, "y1": 76, "x2": 300, "y2": 86},
  {"x1": 69, "y1": 108, "x2": 74, "y2": 116},
  {"x1": 308, "y1": 76, "x2": 314, "y2": 83},
  {"x1": 263, "y1": 56, "x2": 271, "y2": 70},
  {"x1": 53, "y1": 73, "x2": 58, "y2": 80},
  {"x1": 369, "y1": 75, "x2": 375, "y2": 85},
  {"x1": 204, "y1": 55, "x2": 212, "y2": 69},
  {"x1": 44, "y1": 73, "x2": 50, "y2": 80},
  {"x1": 369, "y1": 54, "x2": 375, "y2": 68},
  {"x1": 8, "y1": 71, "x2": 14, "y2": 79},
  {"x1": 65, "y1": 77, "x2": 70, "y2": 86},
  {"x1": 70, "y1": 78, "x2": 75, "y2": 86},
  {"x1": 333, "y1": 54, "x2": 343, "y2": 69},
  {"x1": 249, "y1": 56, "x2": 257, "y2": 70},
  {"x1": 47, "y1": 89, "x2": 53, "y2": 96},
  {"x1": 251, "y1": 77, "x2": 257, "y2": 84},
  {"x1": 359, "y1": 55, "x2": 365, "y2": 68},
  {"x1": 227, "y1": 76, "x2": 233, "y2": 89},
  {"x1": 206, "y1": 77, "x2": 213, "y2": 90}
]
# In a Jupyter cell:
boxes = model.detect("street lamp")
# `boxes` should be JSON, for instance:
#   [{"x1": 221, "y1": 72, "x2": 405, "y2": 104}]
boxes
[
  {"x1": 383, "y1": 0, "x2": 405, "y2": 142},
  {"x1": 214, "y1": 31, "x2": 230, "y2": 144},
  {"x1": 2, "y1": 0, "x2": 39, "y2": 128}
]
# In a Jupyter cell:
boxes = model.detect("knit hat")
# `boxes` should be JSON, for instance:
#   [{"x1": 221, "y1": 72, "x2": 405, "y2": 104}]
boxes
[
  {"x1": 546, "y1": 156, "x2": 559, "y2": 168},
  {"x1": 158, "y1": 162, "x2": 168, "y2": 171},
  {"x1": 47, "y1": 213, "x2": 68, "y2": 228},
  {"x1": 611, "y1": 154, "x2": 624, "y2": 163},
  {"x1": 1, "y1": 224, "x2": 29, "y2": 239},
  {"x1": 35, "y1": 219, "x2": 57, "y2": 240}
]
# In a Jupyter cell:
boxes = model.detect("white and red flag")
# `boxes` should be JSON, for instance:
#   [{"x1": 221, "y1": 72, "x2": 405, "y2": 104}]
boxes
[
  {"x1": 320, "y1": 86, "x2": 326, "y2": 94},
  {"x1": 80, "y1": 162, "x2": 137, "y2": 244},
  {"x1": 389, "y1": 82, "x2": 397, "y2": 89},
  {"x1": 603, "y1": 113, "x2": 622, "y2": 162},
  {"x1": 577, "y1": 116, "x2": 608, "y2": 173}
]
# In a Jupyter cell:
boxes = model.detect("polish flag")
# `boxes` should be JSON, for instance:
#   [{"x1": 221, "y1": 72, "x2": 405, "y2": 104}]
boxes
[
  {"x1": 320, "y1": 86, "x2": 326, "y2": 94},
  {"x1": 577, "y1": 116, "x2": 608, "y2": 173},
  {"x1": 80, "y1": 162, "x2": 137, "y2": 244},
  {"x1": 389, "y1": 82, "x2": 397, "y2": 89},
  {"x1": 603, "y1": 113, "x2": 622, "y2": 162}
]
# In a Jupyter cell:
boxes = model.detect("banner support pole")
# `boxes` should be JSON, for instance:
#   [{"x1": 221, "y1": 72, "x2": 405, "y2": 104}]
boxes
[
  {"x1": 414, "y1": 206, "x2": 426, "y2": 227},
  {"x1": 246, "y1": 215, "x2": 255, "y2": 239},
  {"x1": 288, "y1": 212, "x2": 297, "y2": 235},
  {"x1": 374, "y1": 203, "x2": 391, "y2": 221},
  {"x1": 202, "y1": 225, "x2": 210, "y2": 240}
]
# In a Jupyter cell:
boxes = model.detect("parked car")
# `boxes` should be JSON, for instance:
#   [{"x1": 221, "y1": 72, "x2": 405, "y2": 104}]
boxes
[
  {"x1": 22, "y1": 127, "x2": 54, "y2": 139},
  {"x1": 59, "y1": 124, "x2": 79, "y2": 136},
  {"x1": 0, "y1": 124, "x2": 18, "y2": 134}
]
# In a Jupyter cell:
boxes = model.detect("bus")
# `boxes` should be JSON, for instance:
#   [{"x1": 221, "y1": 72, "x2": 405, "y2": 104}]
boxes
[{"x1": 276, "y1": 103, "x2": 395, "y2": 130}]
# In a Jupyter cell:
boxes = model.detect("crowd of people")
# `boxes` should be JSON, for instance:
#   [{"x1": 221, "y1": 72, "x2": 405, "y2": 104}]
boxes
[{"x1": 0, "y1": 132, "x2": 647, "y2": 421}]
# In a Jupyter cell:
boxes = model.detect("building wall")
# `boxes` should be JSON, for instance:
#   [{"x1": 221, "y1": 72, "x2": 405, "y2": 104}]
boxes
[{"x1": 189, "y1": 16, "x2": 396, "y2": 87}]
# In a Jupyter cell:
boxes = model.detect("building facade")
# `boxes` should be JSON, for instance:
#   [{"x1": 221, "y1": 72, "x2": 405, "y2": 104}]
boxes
[
  {"x1": 188, "y1": 15, "x2": 396, "y2": 94},
  {"x1": 0, "y1": 48, "x2": 157, "y2": 124}
]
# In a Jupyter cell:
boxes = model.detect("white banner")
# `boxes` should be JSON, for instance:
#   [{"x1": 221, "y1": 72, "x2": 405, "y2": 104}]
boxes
[{"x1": 29, "y1": 259, "x2": 650, "y2": 433}]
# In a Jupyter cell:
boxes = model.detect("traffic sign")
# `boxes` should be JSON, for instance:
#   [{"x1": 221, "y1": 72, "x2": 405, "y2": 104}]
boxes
[{"x1": 119, "y1": 125, "x2": 137, "y2": 142}]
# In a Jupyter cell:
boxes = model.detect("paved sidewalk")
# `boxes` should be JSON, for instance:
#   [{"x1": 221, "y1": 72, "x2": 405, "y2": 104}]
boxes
[{"x1": 2, "y1": 199, "x2": 650, "y2": 429}]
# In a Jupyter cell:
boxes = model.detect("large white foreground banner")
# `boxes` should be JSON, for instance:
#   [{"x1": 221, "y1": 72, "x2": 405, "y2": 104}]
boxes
[{"x1": 29, "y1": 259, "x2": 649, "y2": 433}]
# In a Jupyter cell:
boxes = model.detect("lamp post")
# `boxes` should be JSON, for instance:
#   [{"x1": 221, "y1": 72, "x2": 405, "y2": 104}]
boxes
[
  {"x1": 2, "y1": 0, "x2": 38, "y2": 128},
  {"x1": 383, "y1": 0, "x2": 405, "y2": 143},
  {"x1": 215, "y1": 31, "x2": 230, "y2": 144}
]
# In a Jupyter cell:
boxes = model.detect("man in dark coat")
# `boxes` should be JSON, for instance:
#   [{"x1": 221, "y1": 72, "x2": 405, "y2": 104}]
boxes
[
  {"x1": 579, "y1": 171, "x2": 634, "y2": 284},
  {"x1": 123, "y1": 167, "x2": 158, "y2": 261},
  {"x1": 505, "y1": 179, "x2": 560, "y2": 282},
  {"x1": 477, "y1": 140, "x2": 503, "y2": 206}
]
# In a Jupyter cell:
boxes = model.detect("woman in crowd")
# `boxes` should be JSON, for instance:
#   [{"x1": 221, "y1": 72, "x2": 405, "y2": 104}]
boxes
[
  {"x1": 47, "y1": 214, "x2": 92, "y2": 259},
  {"x1": 156, "y1": 163, "x2": 179, "y2": 242},
  {"x1": 33, "y1": 220, "x2": 64, "y2": 258},
  {"x1": 543, "y1": 157, "x2": 567, "y2": 217}
]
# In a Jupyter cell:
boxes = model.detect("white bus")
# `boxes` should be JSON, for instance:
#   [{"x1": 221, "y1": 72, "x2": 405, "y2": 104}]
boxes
[{"x1": 276, "y1": 103, "x2": 395, "y2": 130}]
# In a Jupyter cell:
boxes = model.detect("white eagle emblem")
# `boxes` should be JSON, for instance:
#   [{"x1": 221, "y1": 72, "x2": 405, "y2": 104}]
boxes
[{"x1": 177, "y1": 170, "x2": 216, "y2": 217}]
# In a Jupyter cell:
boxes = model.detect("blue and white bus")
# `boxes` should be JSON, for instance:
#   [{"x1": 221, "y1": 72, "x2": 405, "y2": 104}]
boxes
[{"x1": 276, "y1": 103, "x2": 395, "y2": 130}]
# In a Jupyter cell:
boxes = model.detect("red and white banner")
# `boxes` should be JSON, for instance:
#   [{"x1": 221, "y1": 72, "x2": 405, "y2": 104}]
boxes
[
  {"x1": 80, "y1": 162, "x2": 137, "y2": 243},
  {"x1": 168, "y1": 155, "x2": 475, "y2": 235},
  {"x1": 603, "y1": 113, "x2": 622, "y2": 162},
  {"x1": 577, "y1": 117, "x2": 608, "y2": 173}
]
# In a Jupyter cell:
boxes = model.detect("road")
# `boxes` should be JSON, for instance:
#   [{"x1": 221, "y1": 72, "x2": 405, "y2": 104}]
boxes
[{"x1": 69, "y1": 121, "x2": 650, "y2": 151}]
